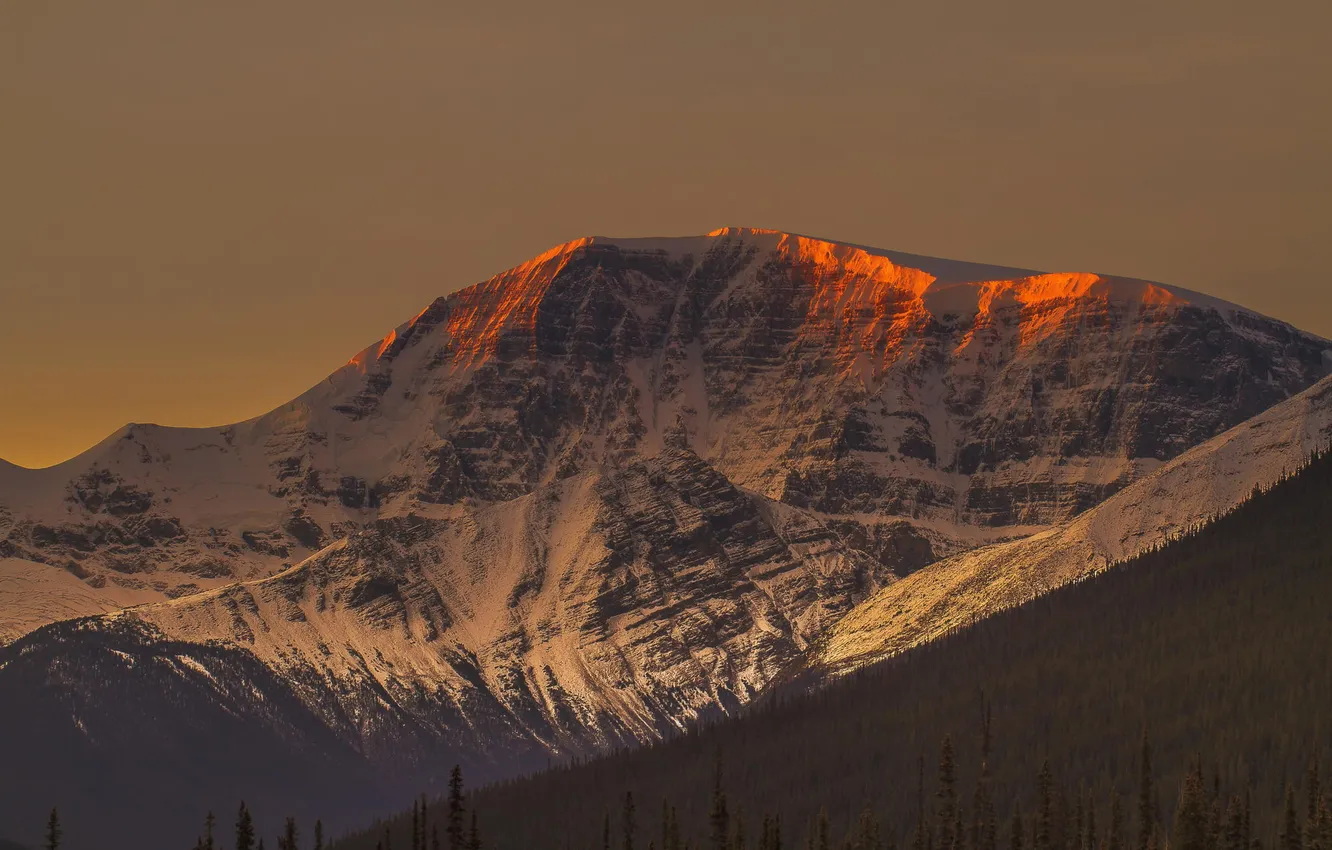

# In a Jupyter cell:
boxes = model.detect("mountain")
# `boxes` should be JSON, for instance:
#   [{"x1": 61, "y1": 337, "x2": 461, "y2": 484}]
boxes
[
  {"x1": 355, "y1": 445, "x2": 1332, "y2": 850},
  {"x1": 3, "y1": 229, "x2": 1327, "y2": 642},
  {"x1": 0, "y1": 228, "x2": 1328, "y2": 847}
]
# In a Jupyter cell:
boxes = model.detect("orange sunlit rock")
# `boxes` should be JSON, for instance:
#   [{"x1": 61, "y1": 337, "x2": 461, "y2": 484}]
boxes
[
  {"x1": 443, "y1": 237, "x2": 592, "y2": 368},
  {"x1": 348, "y1": 229, "x2": 1202, "y2": 382}
]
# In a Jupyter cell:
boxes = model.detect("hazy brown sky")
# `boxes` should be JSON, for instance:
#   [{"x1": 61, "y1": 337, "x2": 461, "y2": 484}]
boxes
[{"x1": 3, "y1": 1, "x2": 1330, "y2": 468}]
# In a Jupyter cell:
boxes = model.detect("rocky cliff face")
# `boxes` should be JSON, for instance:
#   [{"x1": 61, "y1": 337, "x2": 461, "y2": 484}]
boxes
[
  {"x1": 116, "y1": 448, "x2": 882, "y2": 756},
  {"x1": 0, "y1": 228, "x2": 1328, "y2": 844},
  {"x1": 812, "y1": 373, "x2": 1332, "y2": 677}
]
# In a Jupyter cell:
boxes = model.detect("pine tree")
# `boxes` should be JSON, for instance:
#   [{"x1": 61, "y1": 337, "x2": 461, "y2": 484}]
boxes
[
  {"x1": 940, "y1": 737, "x2": 958, "y2": 850},
  {"x1": 278, "y1": 817, "x2": 300, "y2": 850},
  {"x1": 1085, "y1": 789, "x2": 1096, "y2": 850},
  {"x1": 448, "y1": 766, "x2": 466, "y2": 850},
  {"x1": 915, "y1": 756, "x2": 928, "y2": 850},
  {"x1": 432, "y1": 826, "x2": 441, "y2": 850},
  {"x1": 1225, "y1": 797, "x2": 1246, "y2": 850},
  {"x1": 1214, "y1": 783, "x2": 1226, "y2": 850},
  {"x1": 1173, "y1": 767, "x2": 1208, "y2": 850},
  {"x1": 1282, "y1": 786, "x2": 1303, "y2": 850},
  {"x1": 1074, "y1": 788, "x2": 1086, "y2": 850},
  {"x1": 1310, "y1": 762, "x2": 1322, "y2": 827},
  {"x1": 1053, "y1": 788, "x2": 1068, "y2": 850},
  {"x1": 975, "y1": 788, "x2": 996, "y2": 850},
  {"x1": 413, "y1": 800, "x2": 421, "y2": 850},
  {"x1": 44, "y1": 809, "x2": 61, "y2": 850},
  {"x1": 420, "y1": 794, "x2": 429, "y2": 850},
  {"x1": 1314, "y1": 795, "x2": 1331, "y2": 850},
  {"x1": 206, "y1": 812, "x2": 217, "y2": 850},
  {"x1": 711, "y1": 751, "x2": 731, "y2": 850},
  {"x1": 237, "y1": 802, "x2": 257, "y2": 850},
  {"x1": 1308, "y1": 762, "x2": 1322, "y2": 850},
  {"x1": 605, "y1": 813, "x2": 613, "y2": 850},
  {"x1": 467, "y1": 810, "x2": 481, "y2": 850},
  {"x1": 315, "y1": 821, "x2": 324, "y2": 850},
  {"x1": 1236, "y1": 788, "x2": 1246, "y2": 850},
  {"x1": 1037, "y1": 761, "x2": 1054, "y2": 850},
  {"x1": 1109, "y1": 792, "x2": 1123, "y2": 850},
  {"x1": 817, "y1": 809, "x2": 831, "y2": 850},
  {"x1": 1138, "y1": 732, "x2": 1155, "y2": 850},
  {"x1": 1010, "y1": 806, "x2": 1025, "y2": 850},
  {"x1": 854, "y1": 809, "x2": 880, "y2": 850}
]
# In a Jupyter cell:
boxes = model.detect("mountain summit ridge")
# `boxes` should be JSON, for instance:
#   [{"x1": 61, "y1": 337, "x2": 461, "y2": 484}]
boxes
[{"x1": 0, "y1": 227, "x2": 1307, "y2": 474}]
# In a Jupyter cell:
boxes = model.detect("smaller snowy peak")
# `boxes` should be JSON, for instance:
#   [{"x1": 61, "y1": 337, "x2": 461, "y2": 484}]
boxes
[{"x1": 0, "y1": 424, "x2": 155, "y2": 495}]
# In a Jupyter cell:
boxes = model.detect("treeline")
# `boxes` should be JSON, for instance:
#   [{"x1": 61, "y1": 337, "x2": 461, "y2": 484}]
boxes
[
  {"x1": 27, "y1": 739, "x2": 1332, "y2": 850},
  {"x1": 27, "y1": 766, "x2": 483, "y2": 850},
  {"x1": 515, "y1": 728, "x2": 1332, "y2": 850},
  {"x1": 209, "y1": 766, "x2": 482, "y2": 850}
]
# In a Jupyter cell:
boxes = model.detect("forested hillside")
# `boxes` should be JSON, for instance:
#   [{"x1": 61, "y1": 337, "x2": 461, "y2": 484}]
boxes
[{"x1": 331, "y1": 449, "x2": 1332, "y2": 850}]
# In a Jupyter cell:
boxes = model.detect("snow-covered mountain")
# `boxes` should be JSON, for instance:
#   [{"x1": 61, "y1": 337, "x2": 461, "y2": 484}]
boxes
[
  {"x1": 3, "y1": 229, "x2": 1325, "y2": 638},
  {"x1": 0, "y1": 228, "x2": 1328, "y2": 842}
]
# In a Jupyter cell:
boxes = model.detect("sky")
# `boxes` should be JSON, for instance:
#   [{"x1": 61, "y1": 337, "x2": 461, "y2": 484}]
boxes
[{"x1": 3, "y1": 1, "x2": 1330, "y2": 468}]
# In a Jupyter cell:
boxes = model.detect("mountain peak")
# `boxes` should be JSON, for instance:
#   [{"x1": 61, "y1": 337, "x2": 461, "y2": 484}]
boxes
[
  {"x1": 3, "y1": 226, "x2": 1332, "y2": 848},
  {"x1": 334, "y1": 227, "x2": 1317, "y2": 391},
  {"x1": 559, "y1": 228, "x2": 1244, "y2": 314}
]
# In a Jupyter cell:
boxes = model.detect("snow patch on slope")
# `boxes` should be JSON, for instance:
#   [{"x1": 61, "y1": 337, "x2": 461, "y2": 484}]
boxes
[{"x1": 0, "y1": 558, "x2": 158, "y2": 645}]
